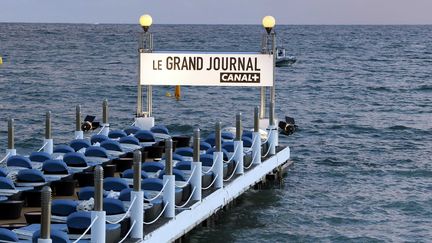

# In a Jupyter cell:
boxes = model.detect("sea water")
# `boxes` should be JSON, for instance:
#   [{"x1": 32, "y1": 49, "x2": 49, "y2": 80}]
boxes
[{"x1": 0, "y1": 24, "x2": 431, "y2": 242}]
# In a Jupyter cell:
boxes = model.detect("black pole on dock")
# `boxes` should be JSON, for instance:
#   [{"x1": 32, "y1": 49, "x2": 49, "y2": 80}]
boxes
[
  {"x1": 40, "y1": 186, "x2": 52, "y2": 241},
  {"x1": 236, "y1": 112, "x2": 242, "y2": 141},
  {"x1": 254, "y1": 106, "x2": 259, "y2": 132},
  {"x1": 45, "y1": 111, "x2": 52, "y2": 139},
  {"x1": 94, "y1": 166, "x2": 104, "y2": 211},
  {"x1": 7, "y1": 118, "x2": 14, "y2": 150},
  {"x1": 75, "y1": 105, "x2": 81, "y2": 132},
  {"x1": 215, "y1": 122, "x2": 222, "y2": 152},
  {"x1": 102, "y1": 99, "x2": 108, "y2": 124},
  {"x1": 133, "y1": 150, "x2": 142, "y2": 191},
  {"x1": 193, "y1": 128, "x2": 200, "y2": 162},
  {"x1": 165, "y1": 138, "x2": 173, "y2": 176}
]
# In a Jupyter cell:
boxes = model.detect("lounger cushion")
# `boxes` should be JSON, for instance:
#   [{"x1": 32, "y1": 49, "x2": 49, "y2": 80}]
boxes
[
  {"x1": 158, "y1": 168, "x2": 186, "y2": 181},
  {"x1": 141, "y1": 178, "x2": 163, "y2": 191},
  {"x1": 103, "y1": 198, "x2": 125, "y2": 215},
  {"x1": 142, "y1": 162, "x2": 164, "y2": 173},
  {"x1": 0, "y1": 228, "x2": 19, "y2": 242},
  {"x1": 121, "y1": 169, "x2": 148, "y2": 179},
  {"x1": 7, "y1": 155, "x2": 32, "y2": 168},
  {"x1": 70, "y1": 139, "x2": 91, "y2": 152},
  {"x1": 0, "y1": 168, "x2": 7, "y2": 177},
  {"x1": 108, "y1": 130, "x2": 127, "y2": 139},
  {"x1": 200, "y1": 154, "x2": 214, "y2": 167},
  {"x1": 242, "y1": 130, "x2": 253, "y2": 139},
  {"x1": 29, "y1": 151, "x2": 51, "y2": 162},
  {"x1": 63, "y1": 152, "x2": 87, "y2": 167},
  {"x1": 206, "y1": 148, "x2": 229, "y2": 160},
  {"x1": 78, "y1": 186, "x2": 108, "y2": 200},
  {"x1": 84, "y1": 146, "x2": 109, "y2": 158},
  {"x1": 17, "y1": 169, "x2": 46, "y2": 182},
  {"x1": 150, "y1": 125, "x2": 169, "y2": 135},
  {"x1": 174, "y1": 147, "x2": 193, "y2": 157},
  {"x1": 53, "y1": 144, "x2": 75, "y2": 153},
  {"x1": 52, "y1": 199, "x2": 78, "y2": 216},
  {"x1": 222, "y1": 141, "x2": 235, "y2": 152},
  {"x1": 42, "y1": 159, "x2": 69, "y2": 174},
  {"x1": 119, "y1": 136, "x2": 140, "y2": 145},
  {"x1": 124, "y1": 126, "x2": 141, "y2": 135},
  {"x1": 242, "y1": 136, "x2": 253, "y2": 147},
  {"x1": 199, "y1": 141, "x2": 212, "y2": 151},
  {"x1": 103, "y1": 177, "x2": 129, "y2": 192},
  {"x1": 100, "y1": 140, "x2": 122, "y2": 152},
  {"x1": 174, "y1": 161, "x2": 191, "y2": 170},
  {"x1": 67, "y1": 211, "x2": 91, "y2": 231},
  {"x1": 90, "y1": 134, "x2": 109, "y2": 145},
  {"x1": 134, "y1": 130, "x2": 155, "y2": 142},
  {"x1": 0, "y1": 177, "x2": 15, "y2": 190}
]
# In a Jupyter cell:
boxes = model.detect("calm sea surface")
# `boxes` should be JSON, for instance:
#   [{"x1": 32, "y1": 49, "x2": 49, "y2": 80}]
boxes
[{"x1": 0, "y1": 24, "x2": 431, "y2": 242}]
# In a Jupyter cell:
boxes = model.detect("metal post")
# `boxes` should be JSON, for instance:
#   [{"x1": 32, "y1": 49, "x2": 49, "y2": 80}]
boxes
[
  {"x1": 269, "y1": 102, "x2": 275, "y2": 127},
  {"x1": 215, "y1": 122, "x2": 222, "y2": 152},
  {"x1": 92, "y1": 166, "x2": 106, "y2": 243},
  {"x1": 137, "y1": 48, "x2": 143, "y2": 117},
  {"x1": 163, "y1": 138, "x2": 175, "y2": 218},
  {"x1": 235, "y1": 113, "x2": 244, "y2": 175},
  {"x1": 6, "y1": 118, "x2": 16, "y2": 156},
  {"x1": 75, "y1": 105, "x2": 83, "y2": 139},
  {"x1": 235, "y1": 112, "x2": 242, "y2": 141},
  {"x1": 213, "y1": 122, "x2": 223, "y2": 189},
  {"x1": 7, "y1": 118, "x2": 14, "y2": 150},
  {"x1": 38, "y1": 186, "x2": 52, "y2": 243},
  {"x1": 252, "y1": 107, "x2": 261, "y2": 165},
  {"x1": 270, "y1": 31, "x2": 279, "y2": 148},
  {"x1": 260, "y1": 87, "x2": 266, "y2": 119},
  {"x1": 135, "y1": 32, "x2": 155, "y2": 129},
  {"x1": 191, "y1": 128, "x2": 202, "y2": 200},
  {"x1": 254, "y1": 106, "x2": 259, "y2": 133},
  {"x1": 260, "y1": 32, "x2": 270, "y2": 119},
  {"x1": 165, "y1": 139, "x2": 173, "y2": 176},
  {"x1": 131, "y1": 150, "x2": 144, "y2": 239},
  {"x1": 94, "y1": 166, "x2": 103, "y2": 211},
  {"x1": 270, "y1": 32, "x2": 276, "y2": 119},
  {"x1": 268, "y1": 102, "x2": 276, "y2": 155},
  {"x1": 101, "y1": 99, "x2": 110, "y2": 136},
  {"x1": 193, "y1": 127, "x2": 200, "y2": 162},
  {"x1": 44, "y1": 111, "x2": 53, "y2": 154}
]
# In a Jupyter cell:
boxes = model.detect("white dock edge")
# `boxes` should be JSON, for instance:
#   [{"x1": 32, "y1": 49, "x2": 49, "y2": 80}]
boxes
[{"x1": 142, "y1": 146, "x2": 290, "y2": 243}]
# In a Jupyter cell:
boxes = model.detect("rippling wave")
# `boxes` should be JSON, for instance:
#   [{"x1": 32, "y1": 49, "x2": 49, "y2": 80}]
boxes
[{"x1": 0, "y1": 24, "x2": 431, "y2": 242}]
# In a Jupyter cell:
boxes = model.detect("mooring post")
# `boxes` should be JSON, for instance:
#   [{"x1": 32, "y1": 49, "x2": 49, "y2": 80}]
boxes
[
  {"x1": 163, "y1": 138, "x2": 175, "y2": 218},
  {"x1": 191, "y1": 128, "x2": 202, "y2": 200},
  {"x1": 75, "y1": 105, "x2": 83, "y2": 139},
  {"x1": 91, "y1": 166, "x2": 106, "y2": 243},
  {"x1": 213, "y1": 122, "x2": 224, "y2": 188},
  {"x1": 268, "y1": 102, "x2": 277, "y2": 156},
  {"x1": 252, "y1": 106, "x2": 262, "y2": 165},
  {"x1": 6, "y1": 118, "x2": 16, "y2": 157},
  {"x1": 234, "y1": 112, "x2": 244, "y2": 175},
  {"x1": 101, "y1": 99, "x2": 110, "y2": 136},
  {"x1": 38, "y1": 186, "x2": 52, "y2": 243},
  {"x1": 44, "y1": 111, "x2": 53, "y2": 154},
  {"x1": 131, "y1": 150, "x2": 144, "y2": 240}
]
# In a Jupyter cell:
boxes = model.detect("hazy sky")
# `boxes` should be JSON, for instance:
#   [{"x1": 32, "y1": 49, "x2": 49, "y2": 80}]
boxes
[{"x1": 1, "y1": 0, "x2": 432, "y2": 25}]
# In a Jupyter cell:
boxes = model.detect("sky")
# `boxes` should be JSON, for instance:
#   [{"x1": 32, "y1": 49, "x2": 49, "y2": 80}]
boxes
[{"x1": 1, "y1": 0, "x2": 432, "y2": 25}]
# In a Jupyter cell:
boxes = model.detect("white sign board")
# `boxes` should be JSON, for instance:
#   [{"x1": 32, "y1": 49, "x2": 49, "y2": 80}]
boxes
[{"x1": 140, "y1": 52, "x2": 273, "y2": 86}]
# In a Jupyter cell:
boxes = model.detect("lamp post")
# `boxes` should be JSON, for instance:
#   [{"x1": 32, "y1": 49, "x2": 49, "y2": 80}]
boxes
[
  {"x1": 135, "y1": 14, "x2": 155, "y2": 130},
  {"x1": 261, "y1": 16, "x2": 278, "y2": 154},
  {"x1": 260, "y1": 16, "x2": 276, "y2": 123}
]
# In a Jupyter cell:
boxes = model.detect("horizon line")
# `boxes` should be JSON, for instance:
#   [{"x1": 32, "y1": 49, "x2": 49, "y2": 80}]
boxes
[{"x1": 1, "y1": 21, "x2": 432, "y2": 26}]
